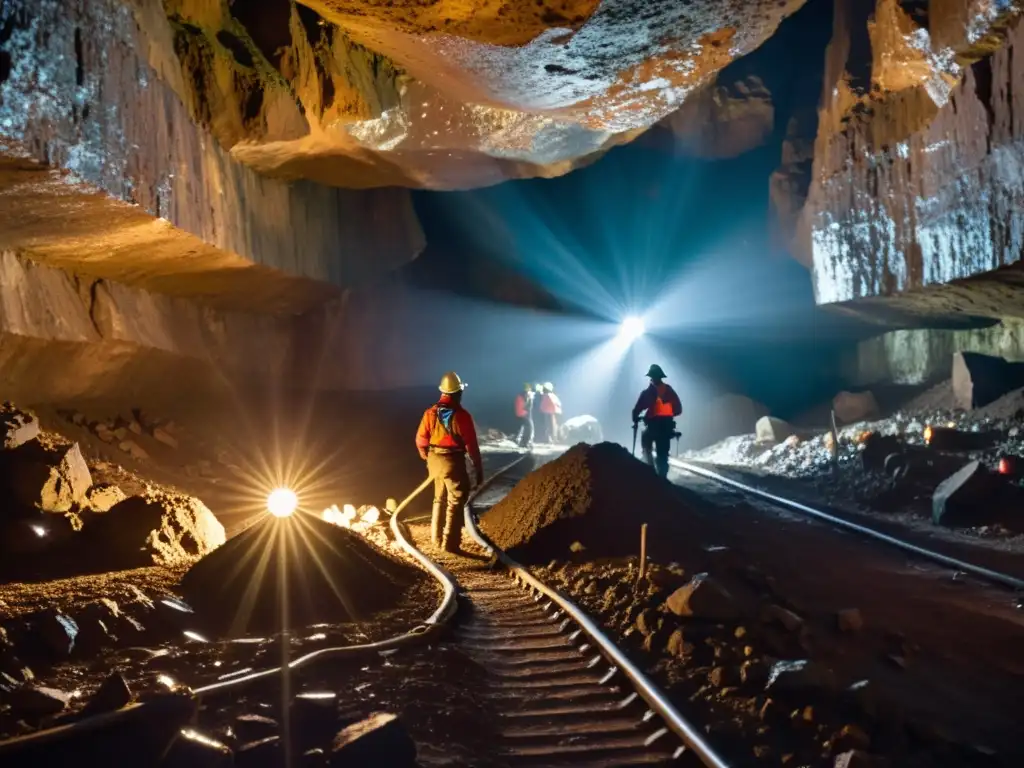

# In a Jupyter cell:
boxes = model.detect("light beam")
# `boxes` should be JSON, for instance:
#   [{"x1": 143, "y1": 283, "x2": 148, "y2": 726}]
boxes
[
  {"x1": 619, "y1": 315, "x2": 645, "y2": 342},
  {"x1": 267, "y1": 487, "x2": 298, "y2": 518}
]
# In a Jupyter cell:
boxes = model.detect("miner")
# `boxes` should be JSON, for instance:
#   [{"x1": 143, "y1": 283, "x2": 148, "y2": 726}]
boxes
[
  {"x1": 514, "y1": 382, "x2": 535, "y2": 449},
  {"x1": 539, "y1": 382, "x2": 563, "y2": 443},
  {"x1": 631, "y1": 364, "x2": 682, "y2": 479},
  {"x1": 416, "y1": 371, "x2": 484, "y2": 552}
]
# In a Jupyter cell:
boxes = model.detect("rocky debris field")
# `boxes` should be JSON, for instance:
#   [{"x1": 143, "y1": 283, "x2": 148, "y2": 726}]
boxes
[
  {"x1": 689, "y1": 379, "x2": 1024, "y2": 543},
  {"x1": 0, "y1": 398, "x2": 459, "y2": 754},
  {"x1": 479, "y1": 444, "x2": 1022, "y2": 767}
]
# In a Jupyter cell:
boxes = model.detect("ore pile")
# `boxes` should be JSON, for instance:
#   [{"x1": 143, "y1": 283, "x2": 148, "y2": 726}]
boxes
[
  {"x1": 480, "y1": 442, "x2": 685, "y2": 564},
  {"x1": 179, "y1": 514, "x2": 429, "y2": 637}
]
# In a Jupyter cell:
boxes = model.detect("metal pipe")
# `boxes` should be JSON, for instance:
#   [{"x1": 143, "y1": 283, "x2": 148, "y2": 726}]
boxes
[
  {"x1": 670, "y1": 459, "x2": 1024, "y2": 592},
  {"x1": 464, "y1": 459, "x2": 731, "y2": 768}
]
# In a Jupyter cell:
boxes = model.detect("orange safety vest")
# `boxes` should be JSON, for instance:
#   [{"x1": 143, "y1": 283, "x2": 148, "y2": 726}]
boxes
[
  {"x1": 427, "y1": 405, "x2": 465, "y2": 450},
  {"x1": 650, "y1": 384, "x2": 676, "y2": 417}
]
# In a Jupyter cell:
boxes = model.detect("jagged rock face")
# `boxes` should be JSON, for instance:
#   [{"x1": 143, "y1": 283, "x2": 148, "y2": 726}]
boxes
[
  {"x1": 0, "y1": 0, "x2": 424, "y2": 292},
  {"x1": 804, "y1": 0, "x2": 1024, "y2": 313},
  {"x1": 148, "y1": 0, "x2": 806, "y2": 188},
  {"x1": 769, "y1": 107, "x2": 817, "y2": 265},
  {"x1": 661, "y1": 75, "x2": 775, "y2": 159}
]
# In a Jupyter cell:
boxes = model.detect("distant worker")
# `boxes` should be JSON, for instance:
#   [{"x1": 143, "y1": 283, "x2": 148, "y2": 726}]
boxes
[
  {"x1": 539, "y1": 382, "x2": 562, "y2": 443},
  {"x1": 514, "y1": 382, "x2": 535, "y2": 449},
  {"x1": 416, "y1": 372, "x2": 484, "y2": 553},
  {"x1": 631, "y1": 364, "x2": 682, "y2": 479}
]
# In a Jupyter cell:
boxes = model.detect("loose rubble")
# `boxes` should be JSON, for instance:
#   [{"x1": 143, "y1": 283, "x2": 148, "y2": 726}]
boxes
[
  {"x1": 178, "y1": 514, "x2": 432, "y2": 637},
  {"x1": 688, "y1": 379, "x2": 1024, "y2": 539},
  {"x1": 480, "y1": 442, "x2": 683, "y2": 563}
]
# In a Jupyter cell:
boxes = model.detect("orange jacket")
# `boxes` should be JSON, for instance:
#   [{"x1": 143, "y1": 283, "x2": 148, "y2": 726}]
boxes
[
  {"x1": 416, "y1": 395, "x2": 482, "y2": 472},
  {"x1": 539, "y1": 392, "x2": 562, "y2": 415},
  {"x1": 632, "y1": 382, "x2": 682, "y2": 421}
]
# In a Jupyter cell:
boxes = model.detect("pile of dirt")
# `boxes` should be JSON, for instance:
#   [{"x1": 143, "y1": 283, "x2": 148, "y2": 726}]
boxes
[
  {"x1": 179, "y1": 513, "x2": 431, "y2": 637},
  {"x1": 480, "y1": 442, "x2": 684, "y2": 564}
]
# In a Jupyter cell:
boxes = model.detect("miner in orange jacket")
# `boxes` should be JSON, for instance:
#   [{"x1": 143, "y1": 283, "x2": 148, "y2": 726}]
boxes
[
  {"x1": 539, "y1": 382, "x2": 562, "y2": 443},
  {"x1": 416, "y1": 371, "x2": 484, "y2": 552},
  {"x1": 631, "y1": 364, "x2": 682, "y2": 479},
  {"x1": 513, "y1": 382, "x2": 535, "y2": 449}
]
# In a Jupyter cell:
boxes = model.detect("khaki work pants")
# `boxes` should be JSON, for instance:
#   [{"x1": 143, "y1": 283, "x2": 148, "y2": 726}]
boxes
[{"x1": 427, "y1": 451, "x2": 470, "y2": 551}]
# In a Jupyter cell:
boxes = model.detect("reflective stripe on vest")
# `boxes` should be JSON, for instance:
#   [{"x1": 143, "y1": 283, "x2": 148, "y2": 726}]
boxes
[{"x1": 651, "y1": 384, "x2": 674, "y2": 417}]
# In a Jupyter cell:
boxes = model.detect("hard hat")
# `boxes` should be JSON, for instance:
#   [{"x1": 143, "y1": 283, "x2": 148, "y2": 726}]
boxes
[
  {"x1": 543, "y1": 382, "x2": 554, "y2": 392},
  {"x1": 646, "y1": 364, "x2": 667, "y2": 379},
  {"x1": 439, "y1": 371, "x2": 466, "y2": 394}
]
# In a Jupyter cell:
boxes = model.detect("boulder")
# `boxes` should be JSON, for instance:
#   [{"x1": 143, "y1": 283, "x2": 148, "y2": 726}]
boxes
[
  {"x1": 952, "y1": 351, "x2": 1024, "y2": 410},
  {"x1": 119, "y1": 440, "x2": 149, "y2": 461},
  {"x1": 832, "y1": 391, "x2": 879, "y2": 425},
  {"x1": 30, "y1": 610, "x2": 80, "y2": 658},
  {"x1": 664, "y1": 573, "x2": 739, "y2": 620},
  {"x1": 559, "y1": 415, "x2": 603, "y2": 444},
  {"x1": 73, "y1": 492, "x2": 225, "y2": 572},
  {"x1": 4, "y1": 441, "x2": 92, "y2": 513},
  {"x1": 837, "y1": 608, "x2": 864, "y2": 633},
  {"x1": 83, "y1": 483, "x2": 127, "y2": 513},
  {"x1": 1, "y1": 403, "x2": 40, "y2": 449},
  {"x1": 834, "y1": 751, "x2": 883, "y2": 768},
  {"x1": 162, "y1": 728, "x2": 233, "y2": 767},
  {"x1": 932, "y1": 461, "x2": 993, "y2": 527},
  {"x1": 236, "y1": 737, "x2": 281, "y2": 767},
  {"x1": 330, "y1": 713, "x2": 416, "y2": 768},
  {"x1": 6, "y1": 685, "x2": 70, "y2": 722},
  {"x1": 761, "y1": 604, "x2": 804, "y2": 632},
  {"x1": 756, "y1": 416, "x2": 794, "y2": 443}
]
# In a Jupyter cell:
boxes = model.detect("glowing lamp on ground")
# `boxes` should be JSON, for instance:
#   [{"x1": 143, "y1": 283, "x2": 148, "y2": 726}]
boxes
[
  {"x1": 267, "y1": 487, "x2": 298, "y2": 518},
  {"x1": 923, "y1": 425, "x2": 933, "y2": 445},
  {"x1": 619, "y1": 315, "x2": 645, "y2": 343},
  {"x1": 999, "y1": 456, "x2": 1017, "y2": 475}
]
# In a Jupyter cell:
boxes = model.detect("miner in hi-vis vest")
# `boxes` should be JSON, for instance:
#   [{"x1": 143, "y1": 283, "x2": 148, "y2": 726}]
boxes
[
  {"x1": 416, "y1": 372, "x2": 483, "y2": 553},
  {"x1": 631, "y1": 364, "x2": 682, "y2": 479},
  {"x1": 513, "y1": 382, "x2": 535, "y2": 449}
]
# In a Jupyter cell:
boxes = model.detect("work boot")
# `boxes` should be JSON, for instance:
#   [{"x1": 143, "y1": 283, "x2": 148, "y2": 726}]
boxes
[
  {"x1": 442, "y1": 506, "x2": 463, "y2": 553},
  {"x1": 430, "y1": 502, "x2": 444, "y2": 547}
]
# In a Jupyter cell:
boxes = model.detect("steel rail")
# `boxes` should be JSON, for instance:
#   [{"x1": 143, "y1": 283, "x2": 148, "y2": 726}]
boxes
[
  {"x1": 670, "y1": 458, "x2": 1024, "y2": 593},
  {"x1": 464, "y1": 458, "x2": 732, "y2": 768}
]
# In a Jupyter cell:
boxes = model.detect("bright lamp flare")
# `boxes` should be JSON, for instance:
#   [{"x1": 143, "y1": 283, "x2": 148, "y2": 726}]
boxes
[
  {"x1": 266, "y1": 487, "x2": 298, "y2": 518},
  {"x1": 620, "y1": 315, "x2": 645, "y2": 342}
]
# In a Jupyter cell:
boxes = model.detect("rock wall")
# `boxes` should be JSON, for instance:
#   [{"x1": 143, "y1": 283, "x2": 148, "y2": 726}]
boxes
[
  {"x1": 855, "y1": 319, "x2": 1024, "y2": 385},
  {"x1": 661, "y1": 75, "x2": 775, "y2": 159},
  {"x1": 0, "y1": 0, "x2": 424, "y2": 292},
  {"x1": 804, "y1": 0, "x2": 1024, "y2": 312},
  {"x1": 0, "y1": 250, "x2": 296, "y2": 405},
  {"x1": 1, "y1": 0, "x2": 809, "y2": 190}
]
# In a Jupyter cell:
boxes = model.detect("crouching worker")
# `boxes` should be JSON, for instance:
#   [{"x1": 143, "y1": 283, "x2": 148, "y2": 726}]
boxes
[
  {"x1": 416, "y1": 371, "x2": 484, "y2": 553},
  {"x1": 631, "y1": 364, "x2": 682, "y2": 479}
]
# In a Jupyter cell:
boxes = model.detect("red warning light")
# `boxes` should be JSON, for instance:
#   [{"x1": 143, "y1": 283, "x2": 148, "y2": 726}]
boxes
[{"x1": 999, "y1": 456, "x2": 1016, "y2": 475}]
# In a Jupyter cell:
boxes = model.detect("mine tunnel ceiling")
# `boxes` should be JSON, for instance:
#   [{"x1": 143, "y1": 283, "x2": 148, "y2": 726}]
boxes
[{"x1": 168, "y1": 0, "x2": 809, "y2": 189}]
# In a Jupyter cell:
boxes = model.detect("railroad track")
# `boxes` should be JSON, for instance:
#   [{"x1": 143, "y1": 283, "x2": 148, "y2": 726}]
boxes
[
  {"x1": 404, "y1": 454, "x2": 727, "y2": 768},
  {"x1": 668, "y1": 457, "x2": 1024, "y2": 593}
]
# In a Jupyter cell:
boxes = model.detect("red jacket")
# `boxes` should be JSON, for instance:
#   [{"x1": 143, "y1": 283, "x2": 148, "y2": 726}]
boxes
[
  {"x1": 539, "y1": 392, "x2": 562, "y2": 415},
  {"x1": 416, "y1": 395, "x2": 482, "y2": 472},
  {"x1": 514, "y1": 393, "x2": 528, "y2": 418},
  {"x1": 632, "y1": 382, "x2": 682, "y2": 421}
]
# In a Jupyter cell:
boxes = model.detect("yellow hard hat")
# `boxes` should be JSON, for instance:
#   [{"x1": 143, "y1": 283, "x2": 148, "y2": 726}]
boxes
[{"x1": 439, "y1": 371, "x2": 466, "y2": 394}]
